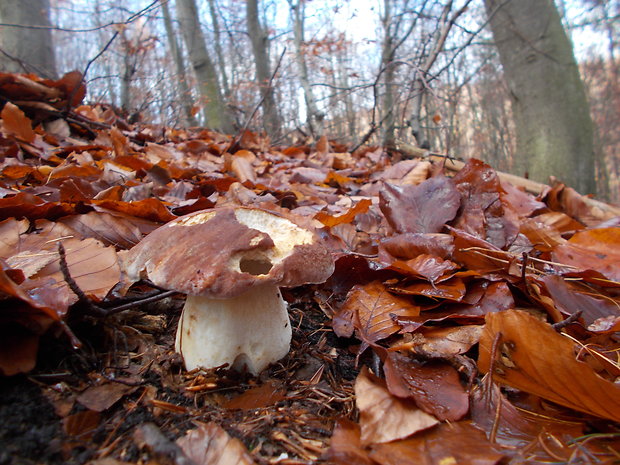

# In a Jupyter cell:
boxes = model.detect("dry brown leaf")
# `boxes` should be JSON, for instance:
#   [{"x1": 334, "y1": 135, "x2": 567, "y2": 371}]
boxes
[
  {"x1": 59, "y1": 212, "x2": 144, "y2": 249},
  {"x1": 379, "y1": 177, "x2": 460, "y2": 234},
  {"x1": 394, "y1": 325, "x2": 483, "y2": 358},
  {"x1": 223, "y1": 381, "x2": 286, "y2": 410},
  {"x1": 478, "y1": 309, "x2": 620, "y2": 421},
  {"x1": 323, "y1": 418, "x2": 374, "y2": 465},
  {"x1": 332, "y1": 281, "x2": 420, "y2": 344},
  {"x1": 1, "y1": 101, "x2": 36, "y2": 143},
  {"x1": 176, "y1": 422, "x2": 257, "y2": 465},
  {"x1": 231, "y1": 156, "x2": 257, "y2": 184},
  {"x1": 368, "y1": 422, "x2": 504, "y2": 465},
  {"x1": 552, "y1": 227, "x2": 620, "y2": 281},
  {"x1": 384, "y1": 351, "x2": 469, "y2": 421},
  {"x1": 77, "y1": 383, "x2": 138, "y2": 412},
  {"x1": 355, "y1": 367, "x2": 438, "y2": 445}
]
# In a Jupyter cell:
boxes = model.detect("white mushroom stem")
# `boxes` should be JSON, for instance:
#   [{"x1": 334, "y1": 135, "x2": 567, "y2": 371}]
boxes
[{"x1": 175, "y1": 284, "x2": 292, "y2": 375}]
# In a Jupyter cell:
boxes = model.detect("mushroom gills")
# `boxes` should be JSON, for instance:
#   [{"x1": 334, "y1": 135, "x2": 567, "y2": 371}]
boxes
[{"x1": 175, "y1": 284, "x2": 292, "y2": 375}]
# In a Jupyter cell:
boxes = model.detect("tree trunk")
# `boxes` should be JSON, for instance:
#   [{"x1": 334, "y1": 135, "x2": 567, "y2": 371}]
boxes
[
  {"x1": 380, "y1": 0, "x2": 396, "y2": 146},
  {"x1": 485, "y1": 0, "x2": 596, "y2": 195},
  {"x1": 206, "y1": 0, "x2": 230, "y2": 99},
  {"x1": 246, "y1": 0, "x2": 280, "y2": 137},
  {"x1": 161, "y1": 1, "x2": 196, "y2": 126},
  {"x1": 0, "y1": 0, "x2": 57, "y2": 78},
  {"x1": 288, "y1": 0, "x2": 323, "y2": 138},
  {"x1": 176, "y1": 0, "x2": 234, "y2": 132}
]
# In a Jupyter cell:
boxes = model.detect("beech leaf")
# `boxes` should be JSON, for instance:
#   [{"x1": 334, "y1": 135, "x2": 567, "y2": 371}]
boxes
[
  {"x1": 379, "y1": 176, "x2": 460, "y2": 234},
  {"x1": 355, "y1": 366, "x2": 438, "y2": 445},
  {"x1": 478, "y1": 309, "x2": 620, "y2": 421}
]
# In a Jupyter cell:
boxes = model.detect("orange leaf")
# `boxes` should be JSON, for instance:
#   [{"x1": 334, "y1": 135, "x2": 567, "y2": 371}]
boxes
[
  {"x1": 1, "y1": 101, "x2": 36, "y2": 143},
  {"x1": 315, "y1": 198, "x2": 371, "y2": 227},
  {"x1": 356, "y1": 367, "x2": 438, "y2": 445},
  {"x1": 478, "y1": 309, "x2": 620, "y2": 422},
  {"x1": 333, "y1": 281, "x2": 419, "y2": 344}
]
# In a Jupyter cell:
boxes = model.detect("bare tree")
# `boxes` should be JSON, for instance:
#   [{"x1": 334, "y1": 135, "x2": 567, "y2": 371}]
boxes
[
  {"x1": 485, "y1": 0, "x2": 596, "y2": 194},
  {"x1": 176, "y1": 0, "x2": 234, "y2": 132},
  {"x1": 287, "y1": 0, "x2": 324, "y2": 138},
  {"x1": 0, "y1": 0, "x2": 57, "y2": 78},
  {"x1": 246, "y1": 0, "x2": 280, "y2": 137},
  {"x1": 162, "y1": 0, "x2": 197, "y2": 126}
]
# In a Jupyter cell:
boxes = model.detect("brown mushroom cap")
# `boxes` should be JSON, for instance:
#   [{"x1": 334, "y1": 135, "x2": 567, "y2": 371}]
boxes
[{"x1": 122, "y1": 206, "x2": 334, "y2": 298}]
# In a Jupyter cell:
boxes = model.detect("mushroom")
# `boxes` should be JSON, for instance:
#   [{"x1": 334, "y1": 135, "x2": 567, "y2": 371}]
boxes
[{"x1": 121, "y1": 206, "x2": 334, "y2": 375}]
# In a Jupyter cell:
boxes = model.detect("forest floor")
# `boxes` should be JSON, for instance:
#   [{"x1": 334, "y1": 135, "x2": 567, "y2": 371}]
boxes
[{"x1": 1, "y1": 72, "x2": 620, "y2": 465}]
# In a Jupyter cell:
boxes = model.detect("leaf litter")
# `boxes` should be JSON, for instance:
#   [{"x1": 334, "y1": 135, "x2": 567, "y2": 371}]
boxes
[{"x1": 1, "y1": 71, "x2": 620, "y2": 464}]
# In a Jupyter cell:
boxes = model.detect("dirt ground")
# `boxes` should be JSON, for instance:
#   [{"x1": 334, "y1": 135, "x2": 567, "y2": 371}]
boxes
[{"x1": 0, "y1": 289, "x2": 358, "y2": 465}]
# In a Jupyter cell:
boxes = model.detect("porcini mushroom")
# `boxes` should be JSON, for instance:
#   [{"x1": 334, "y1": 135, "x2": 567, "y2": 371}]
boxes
[{"x1": 121, "y1": 206, "x2": 334, "y2": 375}]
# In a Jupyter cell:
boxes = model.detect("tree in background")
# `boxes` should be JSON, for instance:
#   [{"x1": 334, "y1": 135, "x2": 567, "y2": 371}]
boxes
[
  {"x1": 247, "y1": 0, "x2": 280, "y2": 137},
  {"x1": 0, "y1": 0, "x2": 57, "y2": 78},
  {"x1": 288, "y1": 0, "x2": 324, "y2": 138},
  {"x1": 162, "y1": 0, "x2": 197, "y2": 126},
  {"x1": 485, "y1": 0, "x2": 596, "y2": 194},
  {"x1": 176, "y1": 0, "x2": 235, "y2": 132}
]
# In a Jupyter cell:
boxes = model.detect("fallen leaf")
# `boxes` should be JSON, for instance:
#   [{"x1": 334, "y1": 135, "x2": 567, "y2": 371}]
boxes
[
  {"x1": 478, "y1": 309, "x2": 620, "y2": 421},
  {"x1": 63, "y1": 410, "x2": 101, "y2": 439},
  {"x1": 552, "y1": 227, "x2": 620, "y2": 281},
  {"x1": 176, "y1": 421, "x2": 257, "y2": 465},
  {"x1": 355, "y1": 367, "x2": 438, "y2": 445},
  {"x1": 323, "y1": 418, "x2": 374, "y2": 465},
  {"x1": 384, "y1": 351, "x2": 469, "y2": 421},
  {"x1": 77, "y1": 383, "x2": 138, "y2": 412},
  {"x1": 332, "y1": 281, "x2": 420, "y2": 344},
  {"x1": 1, "y1": 102, "x2": 36, "y2": 143},
  {"x1": 451, "y1": 159, "x2": 519, "y2": 249},
  {"x1": 223, "y1": 381, "x2": 286, "y2": 410},
  {"x1": 369, "y1": 422, "x2": 503, "y2": 465},
  {"x1": 315, "y1": 198, "x2": 371, "y2": 227},
  {"x1": 379, "y1": 176, "x2": 460, "y2": 234}
]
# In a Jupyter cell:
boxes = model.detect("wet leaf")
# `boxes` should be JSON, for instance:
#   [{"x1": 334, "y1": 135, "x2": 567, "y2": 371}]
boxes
[{"x1": 384, "y1": 351, "x2": 469, "y2": 421}]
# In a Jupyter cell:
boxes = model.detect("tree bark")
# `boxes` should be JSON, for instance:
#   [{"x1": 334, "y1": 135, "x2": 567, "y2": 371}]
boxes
[
  {"x1": 288, "y1": 0, "x2": 323, "y2": 138},
  {"x1": 206, "y1": 0, "x2": 230, "y2": 99},
  {"x1": 485, "y1": 0, "x2": 596, "y2": 195},
  {"x1": 0, "y1": 0, "x2": 57, "y2": 78},
  {"x1": 161, "y1": 1, "x2": 196, "y2": 126},
  {"x1": 176, "y1": 0, "x2": 234, "y2": 132},
  {"x1": 246, "y1": 0, "x2": 280, "y2": 137}
]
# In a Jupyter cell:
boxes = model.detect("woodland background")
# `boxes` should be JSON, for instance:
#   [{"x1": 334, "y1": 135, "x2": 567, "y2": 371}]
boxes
[{"x1": 0, "y1": 0, "x2": 618, "y2": 203}]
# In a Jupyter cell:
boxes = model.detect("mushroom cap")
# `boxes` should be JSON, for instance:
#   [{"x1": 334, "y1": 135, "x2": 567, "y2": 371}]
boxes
[{"x1": 122, "y1": 206, "x2": 334, "y2": 298}]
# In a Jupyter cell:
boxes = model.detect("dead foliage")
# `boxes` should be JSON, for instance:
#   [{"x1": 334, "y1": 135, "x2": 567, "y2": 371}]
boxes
[{"x1": 1, "y1": 71, "x2": 619, "y2": 464}]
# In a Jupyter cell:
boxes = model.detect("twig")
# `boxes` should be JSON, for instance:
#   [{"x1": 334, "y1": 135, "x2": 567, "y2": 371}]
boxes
[
  {"x1": 552, "y1": 311, "x2": 583, "y2": 331},
  {"x1": 58, "y1": 242, "x2": 177, "y2": 318},
  {"x1": 58, "y1": 242, "x2": 104, "y2": 315},
  {"x1": 226, "y1": 47, "x2": 286, "y2": 153}
]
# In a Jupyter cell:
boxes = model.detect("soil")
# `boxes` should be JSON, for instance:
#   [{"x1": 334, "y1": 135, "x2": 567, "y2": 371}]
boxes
[{"x1": 0, "y1": 292, "x2": 359, "y2": 465}]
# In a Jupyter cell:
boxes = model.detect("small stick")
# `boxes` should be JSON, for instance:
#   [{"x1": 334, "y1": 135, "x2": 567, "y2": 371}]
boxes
[
  {"x1": 58, "y1": 242, "x2": 105, "y2": 316},
  {"x1": 58, "y1": 242, "x2": 177, "y2": 318},
  {"x1": 552, "y1": 310, "x2": 583, "y2": 331}
]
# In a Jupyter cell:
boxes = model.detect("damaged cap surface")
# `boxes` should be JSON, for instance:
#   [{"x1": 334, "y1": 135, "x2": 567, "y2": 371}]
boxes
[{"x1": 122, "y1": 206, "x2": 334, "y2": 298}]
